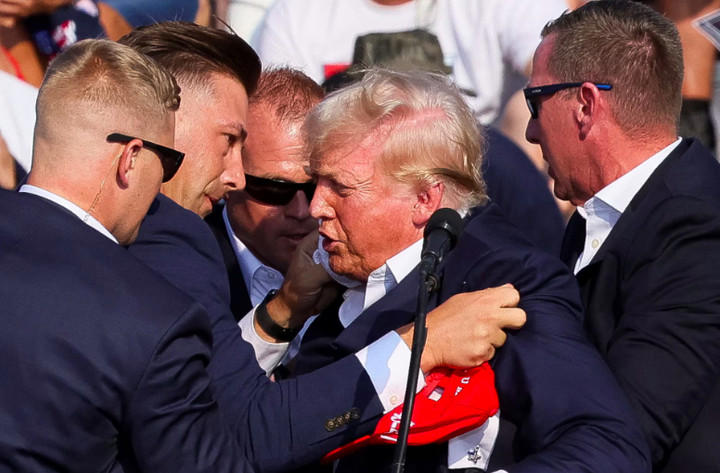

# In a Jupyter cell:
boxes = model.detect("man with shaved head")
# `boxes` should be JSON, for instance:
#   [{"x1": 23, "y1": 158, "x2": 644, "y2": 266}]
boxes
[{"x1": 0, "y1": 39, "x2": 252, "y2": 472}]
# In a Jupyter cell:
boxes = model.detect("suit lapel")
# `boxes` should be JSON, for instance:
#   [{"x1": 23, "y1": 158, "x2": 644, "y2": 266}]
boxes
[
  {"x1": 582, "y1": 139, "x2": 691, "y2": 274},
  {"x1": 205, "y1": 206, "x2": 252, "y2": 321},
  {"x1": 573, "y1": 139, "x2": 693, "y2": 351}
]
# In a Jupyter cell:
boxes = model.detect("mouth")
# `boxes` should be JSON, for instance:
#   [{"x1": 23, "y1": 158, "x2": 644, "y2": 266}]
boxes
[
  {"x1": 206, "y1": 194, "x2": 222, "y2": 208},
  {"x1": 319, "y1": 231, "x2": 338, "y2": 252},
  {"x1": 282, "y1": 232, "x2": 311, "y2": 243}
]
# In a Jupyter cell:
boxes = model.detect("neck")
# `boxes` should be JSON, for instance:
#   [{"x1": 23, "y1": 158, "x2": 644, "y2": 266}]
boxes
[{"x1": 583, "y1": 127, "x2": 677, "y2": 198}]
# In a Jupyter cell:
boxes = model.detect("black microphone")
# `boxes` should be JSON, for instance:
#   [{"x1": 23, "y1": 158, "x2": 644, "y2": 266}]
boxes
[
  {"x1": 419, "y1": 208, "x2": 464, "y2": 280},
  {"x1": 391, "y1": 207, "x2": 464, "y2": 473}
]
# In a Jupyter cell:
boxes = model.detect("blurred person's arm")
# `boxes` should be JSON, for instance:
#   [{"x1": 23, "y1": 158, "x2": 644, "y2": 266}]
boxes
[
  {"x1": 656, "y1": 0, "x2": 720, "y2": 100},
  {"x1": 0, "y1": 22, "x2": 44, "y2": 86},
  {"x1": 96, "y1": 2, "x2": 131, "y2": 40},
  {"x1": 0, "y1": 135, "x2": 17, "y2": 190},
  {"x1": 0, "y1": 0, "x2": 72, "y2": 26},
  {"x1": 212, "y1": 0, "x2": 229, "y2": 28}
]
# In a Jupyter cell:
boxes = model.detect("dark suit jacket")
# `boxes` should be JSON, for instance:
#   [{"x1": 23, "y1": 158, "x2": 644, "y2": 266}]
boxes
[
  {"x1": 205, "y1": 206, "x2": 252, "y2": 321},
  {"x1": 0, "y1": 189, "x2": 251, "y2": 473},
  {"x1": 286, "y1": 203, "x2": 650, "y2": 473},
  {"x1": 561, "y1": 138, "x2": 720, "y2": 473},
  {"x1": 129, "y1": 194, "x2": 384, "y2": 472},
  {"x1": 482, "y1": 126, "x2": 564, "y2": 255}
]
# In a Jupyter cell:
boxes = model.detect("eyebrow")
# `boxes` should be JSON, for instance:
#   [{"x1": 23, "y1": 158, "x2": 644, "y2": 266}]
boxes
[{"x1": 218, "y1": 120, "x2": 248, "y2": 144}]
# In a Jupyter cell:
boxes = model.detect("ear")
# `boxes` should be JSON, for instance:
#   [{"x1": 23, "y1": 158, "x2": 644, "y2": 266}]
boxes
[
  {"x1": 116, "y1": 139, "x2": 144, "y2": 188},
  {"x1": 411, "y1": 181, "x2": 445, "y2": 227},
  {"x1": 576, "y1": 82, "x2": 602, "y2": 140}
]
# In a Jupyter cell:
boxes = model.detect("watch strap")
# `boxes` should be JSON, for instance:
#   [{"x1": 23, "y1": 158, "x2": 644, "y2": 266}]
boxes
[{"x1": 255, "y1": 289, "x2": 301, "y2": 342}]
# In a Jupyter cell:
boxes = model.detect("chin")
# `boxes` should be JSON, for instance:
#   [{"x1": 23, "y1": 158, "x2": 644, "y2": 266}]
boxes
[{"x1": 329, "y1": 258, "x2": 366, "y2": 282}]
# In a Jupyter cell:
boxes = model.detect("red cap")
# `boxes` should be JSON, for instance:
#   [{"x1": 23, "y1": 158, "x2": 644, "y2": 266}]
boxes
[{"x1": 322, "y1": 363, "x2": 498, "y2": 462}]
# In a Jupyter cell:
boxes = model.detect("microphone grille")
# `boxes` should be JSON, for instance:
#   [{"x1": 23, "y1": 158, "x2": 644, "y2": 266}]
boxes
[{"x1": 425, "y1": 208, "x2": 464, "y2": 245}]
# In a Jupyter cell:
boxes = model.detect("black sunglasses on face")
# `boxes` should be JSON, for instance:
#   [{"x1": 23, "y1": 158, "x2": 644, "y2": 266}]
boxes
[
  {"x1": 523, "y1": 82, "x2": 613, "y2": 119},
  {"x1": 244, "y1": 173, "x2": 316, "y2": 206},
  {"x1": 106, "y1": 133, "x2": 185, "y2": 182}
]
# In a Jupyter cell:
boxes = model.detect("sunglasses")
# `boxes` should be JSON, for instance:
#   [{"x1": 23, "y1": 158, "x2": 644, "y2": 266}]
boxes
[
  {"x1": 106, "y1": 133, "x2": 185, "y2": 182},
  {"x1": 244, "y1": 173, "x2": 316, "y2": 206},
  {"x1": 523, "y1": 82, "x2": 613, "y2": 119}
]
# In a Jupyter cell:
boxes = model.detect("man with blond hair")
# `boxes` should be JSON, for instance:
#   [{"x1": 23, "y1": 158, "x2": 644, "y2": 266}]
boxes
[
  {"x1": 123, "y1": 22, "x2": 531, "y2": 471},
  {"x1": 0, "y1": 39, "x2": 254, "y2": 472},
  {"x1": 264, "y1": 68, "x2": 651, "y2": 472}
]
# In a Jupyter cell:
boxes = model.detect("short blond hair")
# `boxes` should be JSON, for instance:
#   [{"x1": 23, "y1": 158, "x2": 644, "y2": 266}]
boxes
[
  {"x1": 35, "y1": 39, "x2": 180, "y2": 142},
  {"x1": 306, "y1": 68, "x2": 487, "y2": 211}
]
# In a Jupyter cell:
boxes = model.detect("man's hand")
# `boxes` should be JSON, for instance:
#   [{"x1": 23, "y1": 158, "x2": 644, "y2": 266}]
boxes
[
  {"x1": 257, "y1": 231, "x2": 342, "y2": 341},
  {"x1": 398, "y1": 284, "x2": 526, "y2": 372}
]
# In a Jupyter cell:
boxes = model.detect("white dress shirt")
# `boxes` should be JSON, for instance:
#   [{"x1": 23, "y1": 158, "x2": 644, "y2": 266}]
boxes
[
  {"x1": 574, "y1": 138, "x2": 682, "y2": 274},
  {"x1": 222, "y1": 206, "x2": 284, "y2": 306},
  {"x1": 19, "y1": 185, "x2": 118, "y2": 243}
]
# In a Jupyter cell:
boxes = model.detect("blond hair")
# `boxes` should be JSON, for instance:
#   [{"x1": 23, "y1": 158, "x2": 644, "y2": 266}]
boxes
[
  {"x1": 306, "y1": 68, "x2": 487, "y2": 211},
  {"x1": 35, "y1": 39, "x2": 180, "y2": 143}
]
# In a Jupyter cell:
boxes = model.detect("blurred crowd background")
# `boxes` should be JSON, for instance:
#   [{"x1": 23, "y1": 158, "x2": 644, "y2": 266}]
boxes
[{"x1": 1, "y1": 0, "x2": 719, "y2": 222}]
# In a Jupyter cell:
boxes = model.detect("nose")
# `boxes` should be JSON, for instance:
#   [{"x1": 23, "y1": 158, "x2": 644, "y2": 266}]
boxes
[
  {"x1": 309, "y1": 178, "x2": 334, "y2": 221},
  {"x1": 220, "y1": 147, "x2": 246, "y2": 191},
  {"x1": 525, "y1": 117, "x2": 540, "y2": 145},
  {"x1": 286, "y1": 188, "x2": 311, "y2": 220}
]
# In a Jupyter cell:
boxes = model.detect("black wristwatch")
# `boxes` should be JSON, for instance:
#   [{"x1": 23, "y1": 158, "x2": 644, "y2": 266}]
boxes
[{"x1": 255, "y1": 289, "x2": 301, "y2": 342}]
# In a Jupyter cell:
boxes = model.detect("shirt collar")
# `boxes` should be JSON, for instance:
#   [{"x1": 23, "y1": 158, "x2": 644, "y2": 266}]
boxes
[
  {"x1": 19, "y1": 184, "x2": 118, "y2": 243},
  {"x1": 222, "y1": 205, "x2": 283, "y2": 295},
  {"x1": 340, "y1": 238, "x2": 424, "y2": 327},
  {"x1": 592, "y1": 137, "x2": 681, "y2": 214},
  {"x1": 384, "y1": 238, "x2": 424, "y2": 286}
]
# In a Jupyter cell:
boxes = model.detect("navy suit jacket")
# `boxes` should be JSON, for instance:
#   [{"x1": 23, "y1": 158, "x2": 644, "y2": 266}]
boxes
[
  {"x1": 481, "y1": 127, "x2": 564, "y2": 255},
  {"x1": 287, "y1": 204, "x2": 650, "y2": 473},
  {"x1": 0, "y1": 189, "x2": 251, "y2": 473},
  {"x1": 205, "y1": 206, "x2": 252, "y2": 321},
  {"x1": 561, "y1": 139, "x2": 720, "y2": 472},
  {"x1": 129, "y1": 194, "x2": 385, "y2": 472}
]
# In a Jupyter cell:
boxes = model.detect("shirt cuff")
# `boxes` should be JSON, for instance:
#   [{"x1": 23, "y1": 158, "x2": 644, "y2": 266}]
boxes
[
  {"x1": 238, "y1": 305, "x2": 289, "y2": 375},
  {"x1": 354, "y1": 331, "x2": 426, "y2": 413},
  {"x1": 448, "y1": 413, "x2": 500, "y2": 470}
]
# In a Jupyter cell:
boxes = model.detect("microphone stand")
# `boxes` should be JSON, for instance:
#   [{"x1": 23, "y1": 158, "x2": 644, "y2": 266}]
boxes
[{"x1": 390, "y1": 268, "x2": 441, "y2": 473}]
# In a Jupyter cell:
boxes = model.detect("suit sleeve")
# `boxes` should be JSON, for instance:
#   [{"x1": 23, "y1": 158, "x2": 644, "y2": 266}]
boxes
[
  {"x1": 210, "y1": 299, "x2": 384, "y2": 472},
  {"x1": 126, "y1": 303, "x2": 254, "y2": 473},
  {"x1": 604, "y1": 196, "x2": 720, "y2": 466},
  {"x1": 479, "y1": 249, "x2": 651, "y2": 473},
  {"x1": 130, "y1": 206, "x2": 383, "y2": 472}
]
